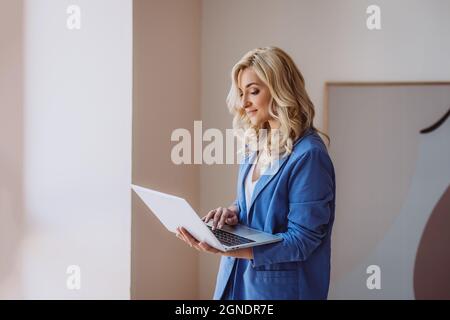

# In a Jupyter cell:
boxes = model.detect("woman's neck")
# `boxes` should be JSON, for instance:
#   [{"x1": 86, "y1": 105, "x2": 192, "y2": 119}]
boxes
[{"x1": 268, "y1": 119, "x2": 281, "y2": 129}]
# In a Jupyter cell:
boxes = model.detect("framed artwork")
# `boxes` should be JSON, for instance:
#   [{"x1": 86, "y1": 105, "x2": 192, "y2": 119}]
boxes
[{"x1": 325, "y1": 82, "x2": 450, "y2": 299}]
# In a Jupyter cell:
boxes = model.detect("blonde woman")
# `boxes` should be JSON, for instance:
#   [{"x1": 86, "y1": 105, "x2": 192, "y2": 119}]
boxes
[{"x1": 176, "y1": 47, "x2": 336, "y2": 300}]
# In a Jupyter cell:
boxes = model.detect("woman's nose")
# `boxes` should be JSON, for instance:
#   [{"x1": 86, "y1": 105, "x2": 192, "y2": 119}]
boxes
[{"x1": 241, "y1": 95, "x2": 251, "y2": 109}]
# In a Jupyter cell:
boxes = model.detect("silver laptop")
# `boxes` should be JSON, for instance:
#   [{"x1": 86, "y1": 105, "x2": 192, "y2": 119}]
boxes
[{"x1": 131, "y1": 184, "x2": 282, "y2": 252}]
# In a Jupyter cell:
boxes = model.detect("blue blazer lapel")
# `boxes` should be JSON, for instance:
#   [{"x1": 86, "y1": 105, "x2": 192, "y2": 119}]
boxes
[
  {"x1": 247, "y1": 155, "x2": 289, "y2": 217},
  {"x1": 246, "y1": 128, "x2": 315, "y2": 221}
]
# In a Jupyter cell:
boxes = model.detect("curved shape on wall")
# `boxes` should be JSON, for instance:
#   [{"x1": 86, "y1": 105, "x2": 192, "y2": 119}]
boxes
[
  {"x1": 414, "y1": 185, "x2": 450, "y2": 299},
  {"x1": 420, "y1": 107, "x2": 450, "y2": 134}
]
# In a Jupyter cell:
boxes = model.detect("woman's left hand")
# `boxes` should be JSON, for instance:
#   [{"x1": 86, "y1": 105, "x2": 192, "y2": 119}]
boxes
[
  {"x1": 176, "y1": 227, "x2": 254, "y2": 259},
  {"x1": 176, "y1": 227, "x2": 221, "y2": 254}
]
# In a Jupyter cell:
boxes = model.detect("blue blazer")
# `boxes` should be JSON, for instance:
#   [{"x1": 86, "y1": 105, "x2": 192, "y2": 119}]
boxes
[{"x1": 213, "y1": 128, "x2": 336, "y2": 300}]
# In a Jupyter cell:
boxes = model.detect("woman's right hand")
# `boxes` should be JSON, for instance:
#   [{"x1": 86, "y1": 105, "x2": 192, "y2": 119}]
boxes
[{"x1": 202, "y1": 205, "x2": 239, "y2": 230}]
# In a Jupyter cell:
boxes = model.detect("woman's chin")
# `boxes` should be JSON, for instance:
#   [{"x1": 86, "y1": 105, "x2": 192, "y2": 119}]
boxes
[{"x1": 249, "y1": 117, "x2": 262, "y2": 126}]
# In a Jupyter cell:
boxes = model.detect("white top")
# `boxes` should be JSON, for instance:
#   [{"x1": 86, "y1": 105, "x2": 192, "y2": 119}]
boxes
[{"x1": 245, "y1": 161, "x2": 259, "y2": 214}]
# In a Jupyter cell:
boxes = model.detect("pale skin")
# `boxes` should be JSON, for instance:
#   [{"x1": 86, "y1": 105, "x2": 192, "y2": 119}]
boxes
[{"x1": 176, "y1": 67, "x2": 281, "y2": 259}]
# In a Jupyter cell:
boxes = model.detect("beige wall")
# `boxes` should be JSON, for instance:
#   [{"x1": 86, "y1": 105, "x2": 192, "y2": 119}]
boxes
[
  {"x1": 0, "y1": 0, "x2": 24, "y2": 298},
  {"x1": 132, "y1": 0, "x2": 202, "y2": 299}
]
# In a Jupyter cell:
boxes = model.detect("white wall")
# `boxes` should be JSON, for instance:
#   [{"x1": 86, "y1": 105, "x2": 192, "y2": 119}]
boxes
[
  {"x1": 199, "y1": 0, "x2": 450, "y2": 298},
  {"x1": 0, "y1": 0, "x2": 132, "y2": 299}
]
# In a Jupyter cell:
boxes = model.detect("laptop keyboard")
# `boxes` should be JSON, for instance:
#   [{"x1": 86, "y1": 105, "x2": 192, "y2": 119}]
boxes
[{"x1": 207, "y1": 226, "x2": 255, "y2": 247}]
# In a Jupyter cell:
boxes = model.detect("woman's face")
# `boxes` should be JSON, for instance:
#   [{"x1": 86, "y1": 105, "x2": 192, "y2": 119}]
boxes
[{"x1": 238, "y1": 68, "x2": 275, "y2": 127}]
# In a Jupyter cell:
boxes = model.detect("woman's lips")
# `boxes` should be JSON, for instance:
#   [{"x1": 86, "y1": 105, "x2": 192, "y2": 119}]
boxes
[{"x1": 246, "y1": 109, "x2": 257, "y2": 117}]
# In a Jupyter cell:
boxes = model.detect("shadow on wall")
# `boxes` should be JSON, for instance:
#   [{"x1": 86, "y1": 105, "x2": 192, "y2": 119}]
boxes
[{"x1": 0, "y1": 0, "x2": 24, "y2": 298}]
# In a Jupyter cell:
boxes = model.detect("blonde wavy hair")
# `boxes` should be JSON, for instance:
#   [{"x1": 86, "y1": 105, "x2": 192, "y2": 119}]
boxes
[{"x1": 226, "y1": 46, "x2": 329, "y2": 165}]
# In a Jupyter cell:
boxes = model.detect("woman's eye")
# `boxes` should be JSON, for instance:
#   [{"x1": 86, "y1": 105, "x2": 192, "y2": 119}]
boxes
[{"x1": 239, "y1": 89, "x2": 258, "y2": 98}]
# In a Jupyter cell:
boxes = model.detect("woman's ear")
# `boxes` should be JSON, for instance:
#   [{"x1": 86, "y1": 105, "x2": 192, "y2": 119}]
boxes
[{"x1": 269, "y1": 100, "x2": 279, "y2": 116}]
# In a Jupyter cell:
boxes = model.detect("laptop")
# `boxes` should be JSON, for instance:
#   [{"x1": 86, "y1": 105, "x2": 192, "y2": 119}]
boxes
[{"x1": 131, "y1": 184, "x2": 282, "y2": 252}]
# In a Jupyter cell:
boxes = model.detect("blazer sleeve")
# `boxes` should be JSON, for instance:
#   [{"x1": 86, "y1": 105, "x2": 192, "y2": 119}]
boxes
[
  {"x1": 231, "y1": 198, "x2": 240, "y2": 214},
  {"x1": 251, "y1": 147, "x2": 334, "y2": 267}
]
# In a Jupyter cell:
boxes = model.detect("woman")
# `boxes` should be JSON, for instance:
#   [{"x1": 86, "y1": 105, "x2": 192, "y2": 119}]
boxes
[{"x1": 176, "y1": 46, "x2": 336, "y2": 300}]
